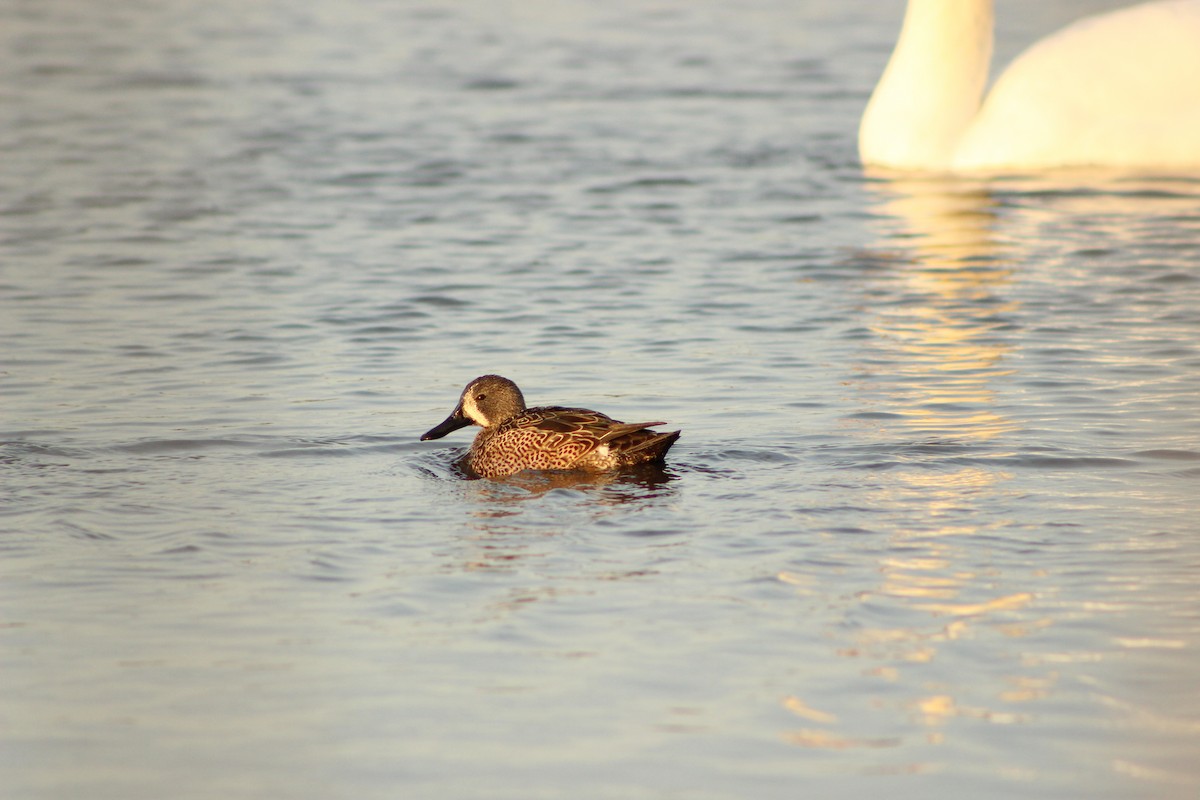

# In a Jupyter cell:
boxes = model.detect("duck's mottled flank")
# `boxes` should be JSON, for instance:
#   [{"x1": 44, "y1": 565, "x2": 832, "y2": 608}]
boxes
[{"x1": 420, "y1": 375, "x2": 680, "y2": 479}]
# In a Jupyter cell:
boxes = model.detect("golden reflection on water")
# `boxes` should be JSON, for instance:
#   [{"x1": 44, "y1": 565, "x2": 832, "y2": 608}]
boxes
[
  {"x1": 851, "y1": 178, "x2": 1032, "y2": 701},
  {"x1": 781, "y1": 176, "x2": 1048, "y2": 756},
  {"x1": 783, "y1": 173, "x2": 1199, "y2": 771},
  {"x1": 782, "y1": 695, "x2": 838, "y2": 724},
  {"x1": 837, "y1": 173, "x2": 1200, "y2": 768},
  {"x1": 855, "y1": 175, "x2": 1019, "y2": 442}
]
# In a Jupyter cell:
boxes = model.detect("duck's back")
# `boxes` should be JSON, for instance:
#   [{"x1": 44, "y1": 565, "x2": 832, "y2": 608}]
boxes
[{"x1": 468, "y1": 406, "x2": 678, "y2": 478}]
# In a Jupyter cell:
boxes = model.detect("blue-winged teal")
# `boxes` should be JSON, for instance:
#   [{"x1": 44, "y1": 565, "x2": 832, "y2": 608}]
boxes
[{"x1": 420, "y1": 375, "x2": 680, "y2": 479}]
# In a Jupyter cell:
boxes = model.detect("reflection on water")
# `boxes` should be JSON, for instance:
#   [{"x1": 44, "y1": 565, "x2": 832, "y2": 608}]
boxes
[
  {"x1": 460, "y1": 459, "x2": 677, "y2": 499},
  {"x1": 795, "y1": 168, "x2": 1200, "y2": 779},
  {"x1": 804, "y1": 175, "x2": 1039, "y2": 759},
  {"x1": 451, "y1": 462, "x2": 680, "y2": 559},
  {"x1": 857, "y1": 174, "x2": 1018, "y2": 443}
]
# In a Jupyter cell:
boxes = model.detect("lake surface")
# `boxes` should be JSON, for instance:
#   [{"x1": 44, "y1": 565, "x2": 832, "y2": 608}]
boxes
[{"x1": 3, "y1": 1, "x2": 1199, "y2": 798}]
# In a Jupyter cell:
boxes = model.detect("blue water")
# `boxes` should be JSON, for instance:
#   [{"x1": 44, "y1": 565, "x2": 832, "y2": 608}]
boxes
[{"x1": 3, "y1": 2, "x2": 1199, "y2": 798}]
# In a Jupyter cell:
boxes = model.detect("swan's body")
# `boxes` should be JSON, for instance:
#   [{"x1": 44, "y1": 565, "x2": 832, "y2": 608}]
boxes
[{"x1": 859, "y1": 0, "x2": 1200, "y2": 172}]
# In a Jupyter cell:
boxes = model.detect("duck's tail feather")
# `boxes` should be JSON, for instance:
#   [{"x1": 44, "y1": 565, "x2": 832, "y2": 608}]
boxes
[{"x1": 621, "y1": 428, "x2": 681, "y2": 460}]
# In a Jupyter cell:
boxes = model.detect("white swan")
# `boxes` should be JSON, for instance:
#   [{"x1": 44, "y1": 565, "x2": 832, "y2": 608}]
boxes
[{"x1": 859, "y1": 0, "x2": 1200, "y2": 172}]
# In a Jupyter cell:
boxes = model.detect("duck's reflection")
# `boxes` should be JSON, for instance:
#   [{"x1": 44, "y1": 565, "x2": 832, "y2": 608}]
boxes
[
  {"x1": 462, "y1": 460, "x2": 676, "y2": 501},
  {"x1": 438, "y1": 461, "x2": 679, "y2": 572}
]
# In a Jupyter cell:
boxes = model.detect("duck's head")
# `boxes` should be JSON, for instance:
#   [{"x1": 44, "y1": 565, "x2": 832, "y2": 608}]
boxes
[{"x1": 420, "y1": 374, "x2": 527, "y2": 440}]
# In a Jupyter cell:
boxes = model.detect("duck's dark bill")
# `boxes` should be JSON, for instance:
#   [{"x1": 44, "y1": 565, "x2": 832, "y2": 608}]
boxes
[{"x1": 420, "y1": 408, "x2": 472, "y2": 441}]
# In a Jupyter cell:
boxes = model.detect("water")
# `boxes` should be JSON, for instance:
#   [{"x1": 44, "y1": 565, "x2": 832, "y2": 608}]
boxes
[{"x1": 3, "y1": 1, "x2": 1199, "y2": 798}]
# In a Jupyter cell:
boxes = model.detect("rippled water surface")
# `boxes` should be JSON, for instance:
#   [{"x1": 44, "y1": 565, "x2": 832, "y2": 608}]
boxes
[{"x1": 4, "y1": 2, "x2": 1199, "y2": 798}]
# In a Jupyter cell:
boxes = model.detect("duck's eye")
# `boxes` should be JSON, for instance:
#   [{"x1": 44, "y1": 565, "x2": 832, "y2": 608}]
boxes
[{"x1": 476, "y1": 393, "x2": 486, "y2": 401}]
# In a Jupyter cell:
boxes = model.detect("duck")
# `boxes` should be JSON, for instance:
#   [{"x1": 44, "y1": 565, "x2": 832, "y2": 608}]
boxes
[
  {"x1": 858, "y1": 0, "x2": 1200, "y2": 172},
  {"x1": 420, "y1": 375, "x2": 681, "y2": 479}
]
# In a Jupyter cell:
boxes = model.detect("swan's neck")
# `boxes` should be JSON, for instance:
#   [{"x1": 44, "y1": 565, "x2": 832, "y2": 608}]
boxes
[{"x1": 859, "y1": 0, "x2": 994, "y2": 170}]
